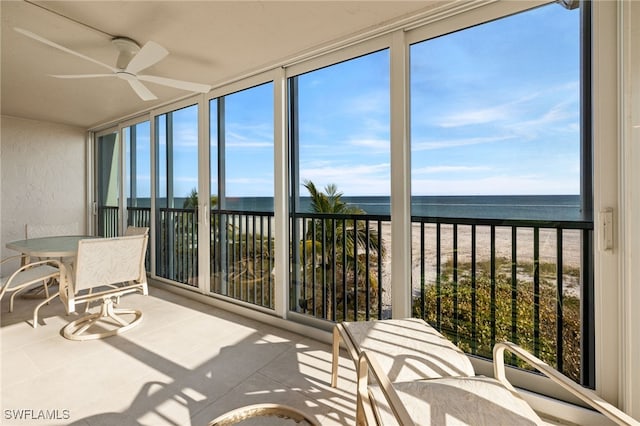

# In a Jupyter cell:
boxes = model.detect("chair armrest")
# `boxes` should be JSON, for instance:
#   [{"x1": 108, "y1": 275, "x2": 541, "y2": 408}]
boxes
[
  {"x1": 0, "y1": 254, "x2": 27, "y2": 266},
  {"x1": 357, "y1": 350, "x2": 415, "y2": 425},
  {"x1": 3, "y1": 259, "x2": 63, "y2": 282},
  {"x1": 493, "y1": 342, "x2": 640, "y2": 426}
]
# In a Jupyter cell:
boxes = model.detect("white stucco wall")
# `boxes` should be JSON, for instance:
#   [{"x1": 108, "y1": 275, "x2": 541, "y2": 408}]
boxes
[{"x1": 0, "y1": 115, "x2": 86, "y2": 265}]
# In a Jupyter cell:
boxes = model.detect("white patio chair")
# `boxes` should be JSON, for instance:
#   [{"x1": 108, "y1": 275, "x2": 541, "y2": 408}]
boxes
[
  {"x1": 25, "y1": 222, "x2": 82, "y2": 239},
  {"x1": 0, "y1": 255, "x2": 61, "y2": 326},
  {"x1": 124, "y1": 226, "x2": 149, "y2": 236},
  {"x1": 60, "y1": 234, "x2": 149, "y2": 341},
  {"x1": 22, "y1": 222, "x2": 83, "y2": 299},
  {"x1": 117, "y1": 226, "x2": 149, "y2": 292},
  {"x1": 355, "y1": 340, "x2": 640, "y2": 426}
]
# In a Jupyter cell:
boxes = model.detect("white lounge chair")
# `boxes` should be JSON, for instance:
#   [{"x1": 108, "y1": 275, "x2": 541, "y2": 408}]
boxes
[
  {"x1": 348, "y1": 321, "x2": 640, "y2": 425},
  {"x1": 331, "y1": 318, "x2": 475, "y2": 388}
]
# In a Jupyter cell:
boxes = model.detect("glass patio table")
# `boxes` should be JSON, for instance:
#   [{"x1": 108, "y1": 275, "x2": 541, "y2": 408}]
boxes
[
  {"x1": 6, "y1": 235, "x2": 92, "y2": 260},
  {"x1": 5, "y1": 235, "x2": 94, "y2": 301}
]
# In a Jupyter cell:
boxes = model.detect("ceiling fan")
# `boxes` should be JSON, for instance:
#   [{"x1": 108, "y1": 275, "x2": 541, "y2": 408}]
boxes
[{"x1": 14, "y1": 27, "x2": 212, "y2": 101}]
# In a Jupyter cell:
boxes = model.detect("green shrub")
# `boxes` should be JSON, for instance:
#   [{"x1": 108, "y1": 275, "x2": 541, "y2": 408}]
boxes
[{"x1": 413, "y1": 257, "x2": 581, "y2": 382}]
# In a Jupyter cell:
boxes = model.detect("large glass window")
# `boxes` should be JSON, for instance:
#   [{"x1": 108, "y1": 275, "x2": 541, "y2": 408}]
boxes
[
  {"x1": 95, "y1": 130, "x2": 119, "y2": 237},
  {"x1": 289, "y1": 50, "x2": 391, "y2": 321},
  {"x1": 210, "y1": 83, "x2": 274, "y2": 307},
  {"x1": 124, "y1": 120, "x2": 151, "y2": 228},
  {"x1": 155, "y1": 104, "x2": 199, "y2": 286},
  {"x1": 409, "y1": 3, "x2": 589, "y2": 384}
]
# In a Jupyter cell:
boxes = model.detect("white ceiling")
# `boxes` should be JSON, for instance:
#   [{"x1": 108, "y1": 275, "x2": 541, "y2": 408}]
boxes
[{"x1": 1, "y1": 1, "x2": 439, "y2": 129}]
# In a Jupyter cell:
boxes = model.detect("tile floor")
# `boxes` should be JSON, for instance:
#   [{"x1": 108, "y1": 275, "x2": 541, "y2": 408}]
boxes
[{"x1": 1, "y1": 284, "x2": 358, "y2": 425}]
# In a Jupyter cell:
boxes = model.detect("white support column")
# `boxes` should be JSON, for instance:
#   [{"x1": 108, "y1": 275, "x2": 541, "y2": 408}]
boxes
[
  {"x1": 118, "y1": 125, "x2": 127, "y2": 236},
  {"x1": 389, "y1": 30, "x2": 412, "y2": 319},
  {"x1": 592, "y1": 0, "x2": 621, "y2": 406},
  {"x1": 85, "y1": 132, "x2": 94, "y2": 235},
  {"x1": 273, "y1": 68, "x2": 289, "y2": 318},
  {"x1": 149, "y1": 112, "x2": 157, "y2": 279},
  {"x1": 619, "y1": 0, "x2": 640, "y2": 418},
  {"x1": 198, "y1": 94, "x2": 211, "y2": 294}
]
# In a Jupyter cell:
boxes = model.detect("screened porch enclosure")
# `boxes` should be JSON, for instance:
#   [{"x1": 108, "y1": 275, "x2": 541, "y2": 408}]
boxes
[{"x1": 91, "y1": 0, "x2": 596, "y2": 398}]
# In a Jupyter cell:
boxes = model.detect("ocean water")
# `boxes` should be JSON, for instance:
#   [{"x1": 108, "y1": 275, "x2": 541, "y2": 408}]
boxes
[
  {"x1": 145, "y1": 194, "x2": 584, "y2": 221},
  {"x1": 348, "y1": 195, "x2": 584, "y2": 221}
]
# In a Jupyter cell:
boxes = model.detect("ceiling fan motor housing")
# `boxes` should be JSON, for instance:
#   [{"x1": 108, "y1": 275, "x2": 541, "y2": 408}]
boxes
[{"x1": 112, "y1": 37, "x2": 140, "y2": 69}]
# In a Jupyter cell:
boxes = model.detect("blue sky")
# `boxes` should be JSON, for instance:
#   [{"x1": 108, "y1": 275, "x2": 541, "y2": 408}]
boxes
[{"x1": 128, "y1": 2, "x2": 580, "y2": 200}]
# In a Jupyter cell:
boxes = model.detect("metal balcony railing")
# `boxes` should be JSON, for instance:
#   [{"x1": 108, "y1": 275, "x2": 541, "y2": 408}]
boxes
[
  {"x1": 97, "y1": 206, "x2": 119, "y2": 237},
  {"x1": 156, "y1": 207, "x2": 198, "y2": 286},
  {"x1": 210, "y1": 210, "x2": 275, "y2": 309},
  {"x1": 99, "y1": 207, "x2": 593, "y2": 384},
  {"x1": 290, "y1": 213, "x2": 388, "y2": 323},
  {"x1": 410, "y1": 216, "x2": 593, "y2": 384}
]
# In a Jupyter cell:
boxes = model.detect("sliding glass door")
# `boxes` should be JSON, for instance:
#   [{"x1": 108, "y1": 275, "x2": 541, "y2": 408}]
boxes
[
  {"x1": 94, "y1": 129, "x2": 120, "y2": 237},
  {"x1": 154, "y1": 103, "x2": 200, "y2": 286}
]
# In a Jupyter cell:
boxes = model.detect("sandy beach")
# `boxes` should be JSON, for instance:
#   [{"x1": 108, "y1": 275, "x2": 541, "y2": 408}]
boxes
[{"x1": 378, "y1": 222, "x2": 583, "y2": 307}]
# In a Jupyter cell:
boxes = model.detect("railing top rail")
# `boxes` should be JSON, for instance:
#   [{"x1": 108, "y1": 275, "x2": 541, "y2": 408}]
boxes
[
  {"x1": 215, "y1": 209, "x2": 275, "y2": 216},
  {"x1": 128, "y1": 206, "x2": 593, "y2": 230},
  {"x1": 292, "y1": 212, "x2": 391, "y2": 221},
  {"x1": 292, "y1": 211, "x2": 593, "y2": 230},
  {"x1": 411, "y1": 215, "x2": 593, "y2": 229}
]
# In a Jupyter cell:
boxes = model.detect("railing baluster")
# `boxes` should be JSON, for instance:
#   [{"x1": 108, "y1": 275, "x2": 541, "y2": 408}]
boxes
[
  {"x1": 471, "y1": 224, "x2": 477, "y2": 354},
  {"x1": 453, "y1": 223, "x2": 458, "y2": 344},
  {"x1": 365, "y1": 219, "x2": 371, "y2": 321},
  {"x1": 534, "y1": 227, "x2": 541, "y2": 358},
  {"x1": 377, "y1": 219, "x2": 383, "y2": 320},
  {"x1": 321, "y1": 218, "x2": 327, "y2": 319},
  {"x1": 341, "y1": 218, "x2": 347, "y2": 322},
  {"x1": 511, "y1": 227, "x2": 518, "y2": 347},
  {"x1": 311, "y1": 218, "x2": 317, "y2": 316},
  {"x1": 490, "y1": 225, "x2": 496, "y2": 349},
  {"x1": 420, "y1": 222, "x2": 426, "y2": 319},
  {"x1": 436, "y1": 223, "x2": 442, "y2": 330},
  {"x1": 353, "y1": 218, "x2": 358, "y2": 321},
  {"x1": 510, "y1": 226, "x2": 518, "y2": 366},
  {"x1": 557, "y1": 228, "x2": 564, "y2": 373},
  {"x1": 331, "y1": 218, "x2": 337, "y2": 321}
]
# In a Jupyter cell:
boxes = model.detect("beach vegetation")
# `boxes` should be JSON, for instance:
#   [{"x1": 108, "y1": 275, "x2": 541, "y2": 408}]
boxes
[
  {"x1": 413, "y1": 257, "x2": 581, "y2": 382},
  {"x1": 299, "y1": 180, "x2": 385, "y2": 320}
]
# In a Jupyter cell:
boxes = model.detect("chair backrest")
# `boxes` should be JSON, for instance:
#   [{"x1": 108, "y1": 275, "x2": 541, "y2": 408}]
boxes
[
  {"x1": 73, "y1": 235, "x2": 148, "y2": 292},
  {"x1": 26, "y1": 222, "x2": 82, "y2": 239},
  {"x1": 124, "y1": 226, "x2": 149, "y2": 236}
]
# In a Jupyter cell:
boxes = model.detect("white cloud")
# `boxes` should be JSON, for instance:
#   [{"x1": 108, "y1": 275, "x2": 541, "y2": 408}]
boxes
[
  {"x1": 433, "y1": 82, "x2": 577, "y2": 131},
  {"x1": 438, "y1": 104, "x2": 512, "y2": 128},
  {"x1": 300, "y1": 162, "x2": 390, "y2": 195},
  {"x1": 412, "y1": 135, "x2": 514, "y2": 151},
  {"x1": 349, "y1": 138, "x2": 389, "y2": 152},
  {"x1": 226, "y1": 129, "x2": 272, "y2": 149},
  {"x1": 413, "y1": 165, "x2": 492, "y2": 175}
]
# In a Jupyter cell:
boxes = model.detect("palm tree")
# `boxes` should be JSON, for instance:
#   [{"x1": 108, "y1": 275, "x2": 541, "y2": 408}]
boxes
[
  {"x1": 182, "y1": 187, "x2": 218, "y2": 209},
  {"x1": 301, "y1": 180, "x2": 385, "y2": 320}
]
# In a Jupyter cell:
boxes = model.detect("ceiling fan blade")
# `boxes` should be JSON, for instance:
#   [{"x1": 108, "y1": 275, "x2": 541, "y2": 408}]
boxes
[
  {"x1": 127, "y1": 79, "x2": 157, "y2": 101},
  {"x1": 137, "y1": 74, "x2": 211, "y2": 94},
  {"x1": 14, "y1": 27, "x2": 117, "y2": 73},
  {"x1": 125, "y1": 41, "x2": 168, "y2": 74},
  {"x1": 51, "y1": 74, "x2": 115, "y2": 79}
]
